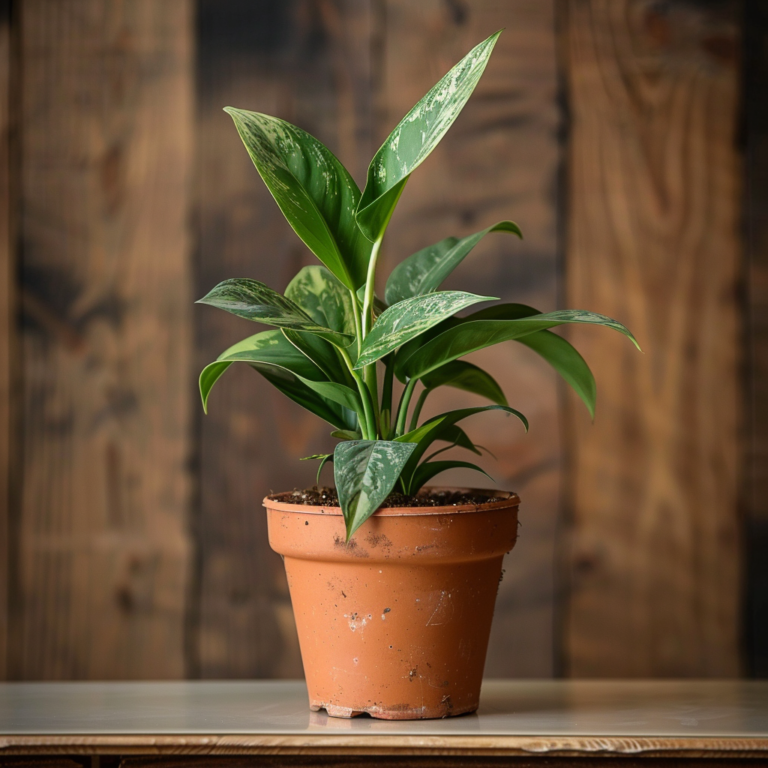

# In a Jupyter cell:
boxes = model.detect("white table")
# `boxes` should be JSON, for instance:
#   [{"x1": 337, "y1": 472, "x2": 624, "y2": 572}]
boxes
[{"x1": 1, "y1": 680, "x2": 766, "y2": 764}]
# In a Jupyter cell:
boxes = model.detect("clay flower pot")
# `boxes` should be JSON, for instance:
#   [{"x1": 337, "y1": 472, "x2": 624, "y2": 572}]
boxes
[{"x1": 264, "y1": 488, "x2": 519, "y2": 720}]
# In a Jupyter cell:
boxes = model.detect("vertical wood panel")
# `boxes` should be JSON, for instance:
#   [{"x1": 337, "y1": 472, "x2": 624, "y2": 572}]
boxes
[
  {"x1": 194, "y1": 0, "x2": 373, "y2": 678},
  {"x1": 0, "y1": 0, "x2": 14, "y2": 680},
  {"x1": 561, "y1": 0, "x2": 742, "y2": 676},
  {"x1": 14, "y1": 0, "x2": 193, "y2": 678},
  {"x1": 379, "y1": 0, "x2": 562, "y2": 677},
  {"x1": 744, "y1": 0, "x2": 768, "y2": 677}
]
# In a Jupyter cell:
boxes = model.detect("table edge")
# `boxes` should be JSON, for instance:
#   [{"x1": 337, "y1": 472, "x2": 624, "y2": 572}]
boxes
[{"x1": 1, "y1": 734, "x2": 768, "y2": 757}]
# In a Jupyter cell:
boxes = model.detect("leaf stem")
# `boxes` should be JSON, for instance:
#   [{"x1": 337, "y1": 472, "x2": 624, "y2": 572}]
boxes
[
  {"x1": 338, "y1": 346, "x2": 376, "y2": 439},
  {"x1": 349, "y1": 288, "x2": 363, "y2": 359},
  {"x1": 362, "y1": 236, "x2": 382, "y2": 338},
  {"x1": 395, "y1": 377, "x2": 418, "y2": 437},
  {"x1": 362, "y1": 236, "x2": 383, "y2": 436},
  {"x1": 381, "y1": 357, "x2": 395, "y2": 438},
  {"x1": 409, "y1": 388, "x2": 430, "y2": 432}
]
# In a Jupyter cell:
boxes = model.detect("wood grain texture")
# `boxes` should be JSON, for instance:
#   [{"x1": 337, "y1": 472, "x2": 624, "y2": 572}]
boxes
[
  {"x1": 1, "y1": 734, "x2": 767, "y2": 759},
  {"x1": 560, "y1": 0, "x2": 742, "y2": 676},
  {"x1": 117, "y1": 757, "x2": 768, "y2": 768},
  {"x1": 743, "y1": 0, "x2": 768, "y2": 677},
  {"x1": 194, "y1": 0, "x2": 374, "y2": 678},
  {"x1": 376, "y1": 0, "x2": 562, "y2": 677},
  {"x1": 0, "y1": 0, "x2": 14, "y2": 681},
  {"x1": 13, "y1": 0, "x2": 193, "y2": 678}
]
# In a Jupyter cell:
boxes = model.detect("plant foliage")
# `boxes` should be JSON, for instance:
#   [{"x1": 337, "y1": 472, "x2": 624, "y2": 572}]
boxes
[{"x1": 198, "y1": 31, "x2": 640, "y2": 539}]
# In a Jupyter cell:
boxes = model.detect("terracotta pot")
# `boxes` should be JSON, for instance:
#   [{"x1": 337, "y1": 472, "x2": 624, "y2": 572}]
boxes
[{"x1": 264, "y1": 487, "x2": 519, "y2": 720}]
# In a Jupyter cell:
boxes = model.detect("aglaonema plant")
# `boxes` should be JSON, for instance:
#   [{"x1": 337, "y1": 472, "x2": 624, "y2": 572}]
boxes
[{"x1": 198, "y1": 30, "x2": 640, "y2": 540}]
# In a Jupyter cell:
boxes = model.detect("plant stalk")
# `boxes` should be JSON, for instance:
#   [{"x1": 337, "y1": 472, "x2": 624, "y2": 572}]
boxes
[
  {"x1": 361, "y1": 236, "x2": 383, "y2": 436},
  {"x1": 362, "y1": 236, "x2": 382, "y2": 338},
  {"x1": 409, "y1": 388, "x2": 430, "y2": 432},
  {"x1": 349, "y1": 289, "x2": 363, "y2": 359},
  {"x1": 338, "y1": 346, "x2": 376, "y2": 439},
  {"x1": 381, "y1": 358, "x2": 395, "y2": 438},
  {"x1": 395, "y1": 377, "x2": 418, "y2": 437}
]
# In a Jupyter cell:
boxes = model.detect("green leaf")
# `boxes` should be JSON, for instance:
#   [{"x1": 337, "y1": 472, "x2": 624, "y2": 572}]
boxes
[
  {"x1": 410, "y1": 460, "x2": 493, "y2": 495},
  {"x1": 356, "y1": 31, "x2": 502, "y2": 242},
  {"x1": 316, "y1": 453, "x2": 334, "y2": 484},
  {"x1": 224, "y1": 108, "x2": 371, "y2": 289},
  {"x1": 518, "y1": 331, "x2": 597, "y2": 419},
  {"x1": 284, "y1": 267, "x2": 360, "y2": 370},
  {"x1": 438, "y1": 424, "x2": 482, "y2": 456},
  {"x1": 355, "y1": 291, "x2": 496, "y2": 369},
  {"x1": 385, "y1": 221, "x2": 522, "y2": 305},
  {"x1": 300, "y1": 453, "x2": 334, "y2": 484},
  {"x1": 334, "y1": 440, "x2": 417, "y2": 539},
  {"x1": 426, "y1": 303, "x2": 598, "y2": 418},
  {"x1": 286, "y1": 266, "x2": 356, "y2": 337},
  {"x1": 200, "y1": 329, "x2": 321, "y2": 413},
  {"x1": 399, "y1": 309, "x2": 640, "y2": 380},
  {"x1": 282, "y1": 328, "x2": 353, "y2": 386},
  {"x1": 396, "y1": 404, "x2": 527, "y2": 493},
  {"x1": 255, "y1": 365, "x2": 358, "y2": 431},
  {"x1": 331, "y1": 429, "x2": 361, "y2": 440},
  {"x1": 197, "y1": 278, "x2": 353, "y2": 346},
  {"x1": 199, "y1": 361, "x2": 232, "y2": 415},
  {"x1": 421, "y1": 360, "x2": 507, "y2": 405},
  {"x1": 199, "y1": 329, "x2": 362, "y2": 427},
  {"x1": 219, "y1": 349, "x2": 360, "y2": 413}
]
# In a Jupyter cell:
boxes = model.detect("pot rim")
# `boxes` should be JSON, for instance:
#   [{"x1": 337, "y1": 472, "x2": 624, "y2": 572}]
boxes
[{"x1": 263, "y1": 486, "x2": 519, "y2": 517}]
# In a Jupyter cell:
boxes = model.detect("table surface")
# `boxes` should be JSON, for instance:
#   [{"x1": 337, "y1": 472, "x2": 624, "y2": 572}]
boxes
[{"x1": 1, "y1": 680, "x2": 767, "y2": 757}]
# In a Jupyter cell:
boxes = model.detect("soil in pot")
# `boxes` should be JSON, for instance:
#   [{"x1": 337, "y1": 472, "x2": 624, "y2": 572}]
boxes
[{"x1": 264, "y1": 487, "x2": 519, "y2": 720}]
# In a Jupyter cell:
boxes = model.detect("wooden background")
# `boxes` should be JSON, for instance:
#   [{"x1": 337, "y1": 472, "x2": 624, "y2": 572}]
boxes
[{"x1": 0, "y1": 0, "x2": 762, "y2": 680}]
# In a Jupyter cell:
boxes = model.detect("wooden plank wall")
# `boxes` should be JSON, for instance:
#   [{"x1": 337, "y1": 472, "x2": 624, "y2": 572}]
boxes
[
  {"x1": 744, "y1": 0, "x2": 768, "y2": 677},
  {"x1": 6, "y1": 0, "x2": 194, "y2": 679},
  {"x1": 193, "y1": 0, "x2": 375, "y2": 679},
  {"x1": 0, "y1": 0, "x2": 14, "y2": 681},
  {"x1": 0, "y1": 0, "x2": 754, "y2": 680},
  {"x1": 376, "y1": 0, "x2": 562, "y2": 677},
  {"x1": 560, "y1": 0, "x2": 742, "y2": 676},
  {"x1": 193, "y1": 0, "x2": 562, "y2": 679}
]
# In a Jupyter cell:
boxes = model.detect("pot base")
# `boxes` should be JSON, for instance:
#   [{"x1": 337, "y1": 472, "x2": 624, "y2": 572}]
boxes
[{"x1": 310, "y1": 699, "x2": 478, "y2": 720}]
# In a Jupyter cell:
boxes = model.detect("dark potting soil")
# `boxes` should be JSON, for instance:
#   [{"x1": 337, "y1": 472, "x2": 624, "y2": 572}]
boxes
[{"x1": 272, "y1": 487, "x2": 499, "y2": 508}]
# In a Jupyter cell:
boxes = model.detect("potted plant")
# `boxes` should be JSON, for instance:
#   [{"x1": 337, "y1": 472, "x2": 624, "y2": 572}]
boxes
[{"x1": 198, "y1": 31, "x2": 639, "y2": 720}]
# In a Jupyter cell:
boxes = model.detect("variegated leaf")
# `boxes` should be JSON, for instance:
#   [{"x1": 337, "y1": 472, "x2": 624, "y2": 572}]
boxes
[
  {"x1": 255, "y1": 365, "x2": 358, "y2": 432},
  {"x1": 452, "y1": 303, "x2": 598, "y2": 418},
  {"x1": 199, "y1": 329, "x2": 320, "y2": 413},
  {"x1": 385, "y1": 220, "x2": 522, "y2": 305},
  {"x1": 225, "y1": 109, "x2": 371, "y2": 289},
  {"x1": 199, "y1": 329, "x2": 363, "y2": 426},
  {"x1": 197, "y1": 278, "x2": 353, "y2": 346},
  {"x1": 286, "y1": 266, "x2": 356, "y2": 337},
  {"x1": 355, "y1": 291, "x2": 495, "y2": 369},
  {"x1": 399, "y1": 309, "x2": 640, "y2": 380},
  {"x1": 282, "y1": 328, "x2": 352, "y2": 385},
  {"x1": 356, "y1": 31, "x2": 502, "y2": 242},
  {"x1": 334, "y1": 440, "x2": 417, "y2": 539}
]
